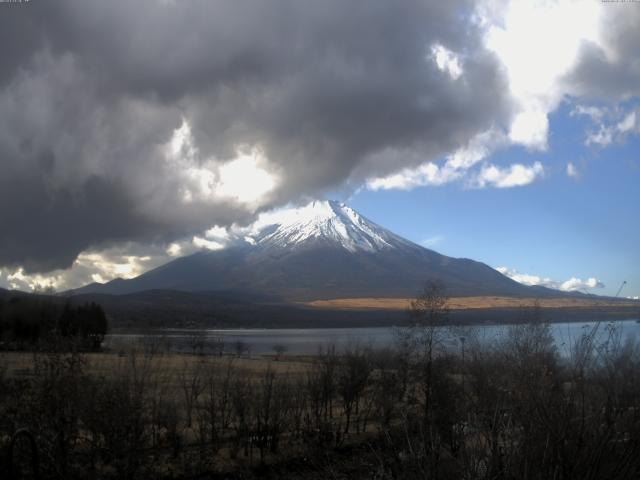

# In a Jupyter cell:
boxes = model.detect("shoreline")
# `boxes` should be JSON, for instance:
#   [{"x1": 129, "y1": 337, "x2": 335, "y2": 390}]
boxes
[{"x1": 107, "y1": 308, "x2": 640, "y2": 334}]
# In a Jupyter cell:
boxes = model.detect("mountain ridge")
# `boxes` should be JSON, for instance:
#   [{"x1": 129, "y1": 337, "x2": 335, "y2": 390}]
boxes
[{"x1": 70, "y1": 200, "x2": 584, "y2": 301}]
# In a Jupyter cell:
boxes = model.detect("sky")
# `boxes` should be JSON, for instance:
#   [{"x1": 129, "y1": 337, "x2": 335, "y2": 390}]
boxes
[{"x1": 0, "y1": 0, "x2": 638, "y2": 299}]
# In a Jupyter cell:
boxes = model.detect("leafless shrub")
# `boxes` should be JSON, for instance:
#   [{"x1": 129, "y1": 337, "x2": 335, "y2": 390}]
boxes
[
  {"x1": 187, "y1": 330, "x2": 207, "y2": 356},
  {"x1": 273, "y1": 344, "x2": 287, "y2": 360},
  {"x1": 179, "y1": 357, "x2": 206, "y2": 428},
  {"x1": 252, "y1": 367, "x2": 292, "y2": 462},
  {"x1": 196, "y1": 358, "x2": 235, "y2": 454},
  {"x1": 233, "y1": 339, "x2": 250, "y2": 358},
  {"x1": 230, "y1": 374, "x2": 253, "y2": 459},
  {"x1": 337, "y1": 344, "x2": 372, "y2": 435},
  {"x1": 209, "y1": 335, "x2": 225, "y2": 356}
]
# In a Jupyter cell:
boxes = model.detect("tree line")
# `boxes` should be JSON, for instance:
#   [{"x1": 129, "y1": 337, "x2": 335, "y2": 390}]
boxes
[{"x1": 0, "y1": 295, "x2": 108, "y2": 350}]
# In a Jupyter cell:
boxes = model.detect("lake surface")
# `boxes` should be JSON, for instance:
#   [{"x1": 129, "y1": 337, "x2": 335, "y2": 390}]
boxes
[{"x1": 105, "y1": 318, "x2": 640, "y2": 355}]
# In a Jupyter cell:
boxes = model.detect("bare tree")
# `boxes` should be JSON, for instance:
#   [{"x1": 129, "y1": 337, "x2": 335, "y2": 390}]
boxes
[
  {"x1": 273, "y1": 344, "x2": 287, "y2": 360},
  {"x1": 337, "y1": 344, "x2": 372, "y2": 435},
  {"x1": 406, "y1": 280, "x2": 450, "y2": 477},
  {"x1": 230, "y1": 376, "x2": 253, "y2": 459},
  {"x1": 304, "y1": 346, "x2": 339, "y2": 446},
  {"x1": 210, "y1": 335, "x2": 225, "y2": 357},
  {"x1": 252, "y1": 367, "x2": 292, "y2": 462},
  {"x1": 179, "y1": 358, "x2": 206, "y2": 428},
  {"x1": 197, "y1": 358, "x2": 235, "y2": 453},
  {"x1": 233, "y1": 340, "x2": 249, "y2": 358},
  {"x1": 407, "y1": 280, "x2": 449, "y2": 410},
  {"x1": 187, "y1": 330, "x2": 206, "y2": 356}
]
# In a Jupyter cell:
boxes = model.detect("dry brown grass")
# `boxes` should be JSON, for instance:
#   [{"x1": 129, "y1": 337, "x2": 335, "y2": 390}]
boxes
[
  {"x1": 0, "y1": 350, "x2": 313, "y2": 382},
  {"x1": 304, "y1": 296, "x2": 638, "y2": 310}
]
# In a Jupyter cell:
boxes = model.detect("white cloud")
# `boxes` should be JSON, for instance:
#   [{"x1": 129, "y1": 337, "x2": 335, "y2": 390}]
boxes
[
  {"x1": 627, "y1": 296, "x2": 639, "y2": 301},
  {"x1": 4, "y1": 268, "x2": 62, "y2": 292},
  {"x1": 73, "y1": 252, "x2": 158, "y2": 285},
  {"x1": 617, "y1": 111, "x2": 637, "y2": 134},
  {"x1": 166, "y1": 118, "x2": 197, "y2": 163},
  {"x1": 472, "y1": 161, "x2": 544, "y2": 188},
  {"x1": 0, "y1": 247, "x2": 169, "y2": 292},
  {"x1": 166, "y1": 243, "x2": 183, "y2": 257},
  {"x1": 571, "y1": 105, "x2": 606, "y2": 122},
  {"x1": 497, "y1": 266, "x2": 605, "y2": 292},
  {"x1": 0, "y1": 212, "x2": 248, "y2": 292},
  {"x1": 365, "y1": 128, "x2": 509, "y2": 192},
  {"x1": 203, "y1": 226, "x2": 229, "y2": 241},
  {"x1": 0, "y1": 221, "x2": 240, "y2": 292},
  {"x1": 566, "y1": 162, "x2": 578, "y2": 178},
  {"x1": 192, "y1": 236, "x2": 225, "y2": 251},
  {"x1": 496, "y1": 267, "x2": 557, "y2": 289},
  {"x1": 586, "y1": 125, "x2": 615, "y2": 146},
  {"x1": 445, "y1": 128, "x2": 508, "y2": 170},
  {"x1": 164, "y1": 119, "x2": 278, "y2": 207},
  {"x1": 508, "y1": 107, "x2": 549, "y2": 150},
  {"x1": 366, "y1": 162, "x2": 461, "y2": 191},
  {"x1": 580, "y1": 105, "x2": 639, "y2": 146},
  {"x1": 364, "y1": 130, "x2": 540, "y2": 193},
  {"x1": 167, "y1": 225, "x2": 232, "y2": 256},
  {"x1": 480, "y1": 0, "x2": 603, "y2": 150},
  {"x1": 216, "y1": 148, "x2": 278, "y2": 205},
  {"x1": 560, "y1": 277, "x2": 605, "y2": 292},
  {"x1": 430, "y1": 44, "x2": 463, "y2": 80}
]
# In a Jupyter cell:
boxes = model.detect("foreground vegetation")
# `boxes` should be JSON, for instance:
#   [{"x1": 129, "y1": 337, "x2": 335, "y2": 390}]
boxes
[{"x1": 1, "y1": 287, "x2": 640, "y2": 479}]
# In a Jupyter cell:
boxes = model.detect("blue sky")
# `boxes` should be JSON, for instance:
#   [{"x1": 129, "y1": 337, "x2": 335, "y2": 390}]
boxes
[{"x1": 349, "y1": 101, "x2": 640, "y2": 298}]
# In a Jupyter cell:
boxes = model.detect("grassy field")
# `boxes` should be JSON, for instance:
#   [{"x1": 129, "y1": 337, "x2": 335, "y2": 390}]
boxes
[
  {"x1": 0, "y1": 350, "x2": 314, "y2": 381},
  {"x1": 305, "y1": 295, "x2": 640, "y2": 310}
]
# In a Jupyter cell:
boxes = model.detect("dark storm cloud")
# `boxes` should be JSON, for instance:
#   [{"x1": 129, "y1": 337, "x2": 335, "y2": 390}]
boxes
[
  {"x1": 567, "y1": 5, "x2": 640, "y2": 100},
  {"x1": 0, "y1": 175, "x2": 146, "y2": 272},
  {"x1": 0, "y1": 0, "x2": 512, "y2": 272}
]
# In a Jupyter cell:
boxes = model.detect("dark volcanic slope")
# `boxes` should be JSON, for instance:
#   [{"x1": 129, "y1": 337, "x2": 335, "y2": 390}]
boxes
[{"x1": 71, "y1": 201, "x2": 576, "y2": 301}]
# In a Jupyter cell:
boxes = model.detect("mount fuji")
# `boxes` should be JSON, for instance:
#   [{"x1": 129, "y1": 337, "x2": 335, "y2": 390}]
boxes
[{"x1": 72, "y1": 200, "x2": 564, "y2": 300}]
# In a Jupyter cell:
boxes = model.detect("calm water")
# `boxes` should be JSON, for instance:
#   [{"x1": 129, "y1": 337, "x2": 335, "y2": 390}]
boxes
[{"x1": 105, "y1": 318, "x2": 640, "y2": 355}]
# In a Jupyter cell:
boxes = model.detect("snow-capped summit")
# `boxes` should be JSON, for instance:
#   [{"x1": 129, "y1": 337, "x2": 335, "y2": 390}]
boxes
[{"x1": 249, "y1": 200, "x2": 410, "y2": 252}]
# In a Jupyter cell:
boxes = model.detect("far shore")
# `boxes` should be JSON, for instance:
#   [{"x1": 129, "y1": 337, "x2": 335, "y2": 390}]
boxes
[{"x1": 304, "y1": 296, "x2": 640, "y2": 311}]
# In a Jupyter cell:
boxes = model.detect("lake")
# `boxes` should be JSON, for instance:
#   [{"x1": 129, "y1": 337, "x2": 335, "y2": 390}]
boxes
[{"x1": 105, "y1": 318, "x2": 640, "y2": 356}]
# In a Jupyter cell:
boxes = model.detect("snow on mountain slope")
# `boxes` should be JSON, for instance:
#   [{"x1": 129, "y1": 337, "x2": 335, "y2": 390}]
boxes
[{"x1": 248, "y1": 200, "x2": 413, "y2": 252}]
